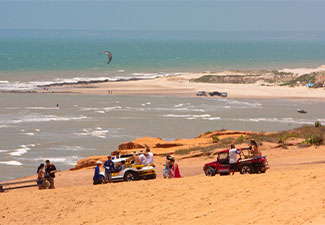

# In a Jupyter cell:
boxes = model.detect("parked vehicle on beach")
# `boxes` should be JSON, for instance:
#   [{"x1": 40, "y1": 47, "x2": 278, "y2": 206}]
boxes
[
  {"x1": 197, "y1": 91, "x2": 207, "y2": 96},
  {"x1": 203, "y1": 149, "x2": 269, "y2": 176},
  {"x1": 101, "y1": 154, "x2": 156, "y2": 182},
  {"x1": 208, "y1": 91, "x2": 221, "y2": 96},
  {"x1": 221, "y1": 92, "x2": 227, "y2": 97}
]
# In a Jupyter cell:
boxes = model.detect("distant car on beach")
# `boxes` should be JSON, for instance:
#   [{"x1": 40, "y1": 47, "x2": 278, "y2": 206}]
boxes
[
  {"x1": 221, "y1": 92, "x2": 227, "y2": 97},
  {"x1": 196, "y1": 91, "x2": 207, "y2": 96},
  {"x1": 208, "y1": 91, "x2": 227, "y2": 97},
  {"x1": 203, "y1": 148, "x2": 269, "y2": 176},
  {"x1": 208, "y1": 91, "x2": 221, "y2": 96}
]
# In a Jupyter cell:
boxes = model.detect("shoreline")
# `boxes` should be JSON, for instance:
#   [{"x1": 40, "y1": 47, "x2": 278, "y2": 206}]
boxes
[
  {"x1": 1, "y1": 65, "x2": 324, "y2": 99},
  {"x1": 1, "y1": 74, "x2": 324, "y2": 100}
]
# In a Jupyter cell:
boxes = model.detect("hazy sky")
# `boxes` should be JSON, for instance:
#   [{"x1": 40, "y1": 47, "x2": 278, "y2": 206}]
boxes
[{"x1": 1, "y1": 0, "x2": 324, "y2": 31}]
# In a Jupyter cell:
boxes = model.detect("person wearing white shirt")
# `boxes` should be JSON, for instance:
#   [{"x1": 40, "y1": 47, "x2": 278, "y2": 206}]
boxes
[
  {"x1": 229, "y1": 144, "x2": 241, "y2": 175},
  {"x1": 138, "y1": 153, "x2": 148, "y2": 166},
  {"x1": 145, "y1": 146, "x2": 154, "y2": 165}
]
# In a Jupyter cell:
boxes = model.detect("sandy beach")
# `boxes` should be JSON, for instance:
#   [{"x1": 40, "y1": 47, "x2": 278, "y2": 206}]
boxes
[
  {"x1": 1, "y1": 129, "x2": 325, "y2": 225},
  {"x1": 35, "y1": 67, "x2": 325, "y2": 99}
]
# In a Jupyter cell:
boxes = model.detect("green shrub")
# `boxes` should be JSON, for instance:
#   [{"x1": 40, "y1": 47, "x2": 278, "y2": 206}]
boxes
[
  {"x1": 235, "y1": 135, "x2": 245, "y2": 144},
  {"x1": 212, "y1": 135, "x2": 219, "y2": 143},
  {"x1": 302, "y1": 135, "x2": 323, "y2": 146},
  {"x1": 278, "y1": 134, "x2": 289, "y2": 143},
  {"x1": 315, "y1": 121, "x2": 322, "y2": 127}
]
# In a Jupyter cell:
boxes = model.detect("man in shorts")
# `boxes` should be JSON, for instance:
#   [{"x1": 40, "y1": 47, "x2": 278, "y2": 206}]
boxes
[
  {"x1": 45, "y1": 160, "x2": 57, "y2": 189},
  {"x1": 229, "y1": 144, "x2": 241, "y2": 175},
  {"x1": 104, "y1": 155, "x2": 114, "y2": 183}
]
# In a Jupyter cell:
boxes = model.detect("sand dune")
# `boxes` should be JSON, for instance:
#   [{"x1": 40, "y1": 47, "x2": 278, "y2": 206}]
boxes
[
  {"x1": 1, "y1": 128, "x2": 325, "y2": 225},
  {"x1": 1, "y1": 163, "x2": 325, "y2": 225},
  {"x1": 1, "y1": 144, "x2": 325, "y2": 225}
]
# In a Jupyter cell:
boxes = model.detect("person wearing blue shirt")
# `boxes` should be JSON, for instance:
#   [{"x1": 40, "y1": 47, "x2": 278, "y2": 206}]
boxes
[
  {"x1": 93, "y1": 161, "x2": 104, "y2": 185},
  {"x1": 104, "y1": 155, "x2": 114, "y2": 183}
]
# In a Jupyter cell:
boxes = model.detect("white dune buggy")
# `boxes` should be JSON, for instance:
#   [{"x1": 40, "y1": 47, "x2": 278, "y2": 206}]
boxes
[{"x1": 100, "y1": 154, "x2": 156, "y2": 182}]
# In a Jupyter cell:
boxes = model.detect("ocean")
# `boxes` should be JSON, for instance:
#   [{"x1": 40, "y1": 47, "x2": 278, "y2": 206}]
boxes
[
  {"x1": 1, "y1": 30, "x2": 325, "y2": 90},
  {"x1": 1, "y1": 30, "x2": 325, "y2": 181}
]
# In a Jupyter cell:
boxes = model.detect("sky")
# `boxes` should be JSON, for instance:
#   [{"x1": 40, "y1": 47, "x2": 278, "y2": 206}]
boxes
[{"x1": 0, "y1": 0, "x2": 325, "y2": 31}]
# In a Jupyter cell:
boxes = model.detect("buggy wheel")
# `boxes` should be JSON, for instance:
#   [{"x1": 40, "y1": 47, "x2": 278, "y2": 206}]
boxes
[
  {"x1": 123, "y1": 171, "x2": 139, "y2": 182},
  {"x1": 145, "y1": 174, "x2": 156, "y2": 180},
  {"x1": 205, "y1": 167, "x2": 216, "y2": 176},
  {"x1": 239, "y1": 165, "x2": 254, "y2": 174}
]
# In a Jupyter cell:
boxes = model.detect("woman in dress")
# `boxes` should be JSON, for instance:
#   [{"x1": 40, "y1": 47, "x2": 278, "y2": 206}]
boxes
[
  {"x1": 169, "y1": 157, "x2": 181, "y2": 178},
  {"x1": 36, "y1": 163, "x2": 45, "y2": 190}
]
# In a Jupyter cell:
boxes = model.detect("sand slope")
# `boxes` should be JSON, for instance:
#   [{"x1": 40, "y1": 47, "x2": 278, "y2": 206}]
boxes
[{"x1": 1, "y1": 164, "x2": 325, "y2": 225}]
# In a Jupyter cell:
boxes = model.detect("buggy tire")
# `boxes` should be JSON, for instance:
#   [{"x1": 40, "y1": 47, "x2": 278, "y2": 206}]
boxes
[
  {"x1": 145, "y1": 174, "x2": 156, "y2": 180},
  {"x1": 205, "y1": 167, "x2": 216, "y2": 176},
  {"x1": 220, "y1": 172, "x2": 230, "y2": 176},
  {"x1": 239, "y1": 164, "x2": 254, "y2": 174},
  {"x1": 123, "y1": 171, "x2": 139, "y2": 181}
]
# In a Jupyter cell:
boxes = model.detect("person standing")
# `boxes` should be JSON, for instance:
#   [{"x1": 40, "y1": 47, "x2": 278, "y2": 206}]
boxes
[
  {"x1": 36, "y1": 163, "x2": 45, "y2": 190},
  {"x1": 229, "y1": 144, "x2": 241, "y2": 175},
  {"x1": 104, "y1": 155, "x2": 114, "y2": 183},
  {"x1": 45, "y1": 160, "x2": 57, "y2": 189}
]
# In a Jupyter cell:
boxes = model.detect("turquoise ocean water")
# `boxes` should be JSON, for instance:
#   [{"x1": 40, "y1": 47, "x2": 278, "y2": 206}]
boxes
[{"x1": 1, "y1": 30, "x2": 325, "y2": 89}]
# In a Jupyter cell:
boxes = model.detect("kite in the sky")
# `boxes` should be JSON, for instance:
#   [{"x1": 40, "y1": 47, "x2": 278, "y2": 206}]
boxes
[{"x1": 101, "y1": 51, "x2": 112, "y2": 64}]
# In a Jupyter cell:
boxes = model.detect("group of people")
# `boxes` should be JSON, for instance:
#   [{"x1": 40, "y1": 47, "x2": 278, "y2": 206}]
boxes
[
  {"x1": 37, "y1": 140, "x2": 259, "y2": 188},
  {"x1": 163, "y1": 155, "x2": 181, "y2": 178},
  {"x1": 93, "y1": 145, "x2": 155, "y2": 185},
  {"x1": 36, "y1": 160, "x2": 57, "y2": 190},
  {"x1": 229, "y1": 139, "x2": 261, "y2": 175}
]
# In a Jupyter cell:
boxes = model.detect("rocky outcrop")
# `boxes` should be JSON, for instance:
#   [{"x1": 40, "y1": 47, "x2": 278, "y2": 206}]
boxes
[
  {"x1": 70, "y1": 156, "x2": 106, "y2": 170},
  {"x1": 118, "y1": 142, "x2": 145, "y2": 150}
]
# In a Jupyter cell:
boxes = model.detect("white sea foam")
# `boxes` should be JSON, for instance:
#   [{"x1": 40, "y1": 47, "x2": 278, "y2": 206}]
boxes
[
  {"x1": 9, "y1": 145, "x2": 31, "y2": 156},
  {"x1": 24, "y1": 132, "x2": 35, "y2": 136},
  {"x1": 233, "y1": 117, "x2": 319, "y2": 125},
  {"x1": 95, "y1": 111, "x2": 105, "y2": 114},
  {"x1": 8, "y1": 144, "x2": 36, "y2": 156},
  {"x1": 5, "y1": 107, "x2": 20, "y2": 110},
  {"x1": 0, "y1": 161, "x2": 22, "y2": 166},
  {"x1": 102, "y1": 106, "x2": 122, "y2": 111},
  {"x1": 2, "y1": 115, "x2": 88, "y2": 125},
  {"x1": 34, "y1": 156, "x2": 79, "y2": 166},
  {"x1": 35, "y1": 129, "x2": 40, "y2": 132},
  {"x1": 25, "y1": 107, "x2": 58, "y2": 110},
  {"x1": 205, "y1": 117, "x2": 221, "y2": 120},
  {"x1": 75, "y1": 128, "x2": 109, "y2": 138},
  {"x1": 164, "y1": 114, "x2": 211, "y2": 120},
  {"x1": 174, "y1": 104, "x2": 185, "y2": 108},
  {"x1": 0, "y1": 150, "x2": 9, "y2": 153},
  {"x1": 0, "y1": 73, "x2": 168, "y2": 91}
]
